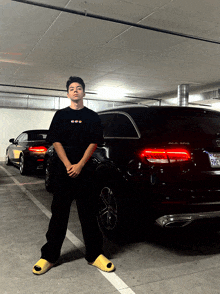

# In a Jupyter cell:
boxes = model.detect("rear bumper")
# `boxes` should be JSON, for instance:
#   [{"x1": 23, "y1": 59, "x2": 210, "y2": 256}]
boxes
[
  {"x1": 25, "y1": 154, "x2": 45, "y2": 169},
  {"x1": 156, "y1": 210, "x2": 220, "y2": 228},
  {"x1": 134, "y1": 183, "x2": 220, "y2": 228}
]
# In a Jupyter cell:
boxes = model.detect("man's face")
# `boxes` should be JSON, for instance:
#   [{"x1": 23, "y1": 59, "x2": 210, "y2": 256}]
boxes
[{"x1": 67, "y1": 82, "x2": 85, "y2": 102}]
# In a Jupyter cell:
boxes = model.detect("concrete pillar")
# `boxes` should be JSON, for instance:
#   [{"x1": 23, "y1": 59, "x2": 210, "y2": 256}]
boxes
[{"x1": 178, "y1": 84, "x2": 189, "y2": 106}]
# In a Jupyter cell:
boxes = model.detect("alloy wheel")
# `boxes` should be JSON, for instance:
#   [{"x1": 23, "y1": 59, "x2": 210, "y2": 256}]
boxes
[
  {"x1": 98, "y1": 186, "x2": 118, "y2": 230},
  {"x1": 5, "y1": 153, "x2": 11, "y2": 165},
  {"x1": 19, "y1": 155, "x2": 26, "y2": 174}
]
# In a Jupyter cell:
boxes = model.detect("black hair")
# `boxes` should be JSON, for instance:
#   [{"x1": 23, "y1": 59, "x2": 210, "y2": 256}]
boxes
[{"x1": 66, "y1": 76, "x2": 85, "y2": 92}]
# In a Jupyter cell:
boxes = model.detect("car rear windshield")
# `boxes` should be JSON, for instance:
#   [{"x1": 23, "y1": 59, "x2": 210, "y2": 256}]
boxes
[
  {"x1": 28, "y1": 132, "x2": 48, "y2": 141},
  {"x1": 129, "y1": 108, "x2": 220, "y2": 138}
]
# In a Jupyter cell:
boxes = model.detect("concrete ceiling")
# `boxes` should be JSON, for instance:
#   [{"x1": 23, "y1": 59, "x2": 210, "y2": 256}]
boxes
[{"x1": 1, "y1": 0, "x2": 220, "y2": 107}]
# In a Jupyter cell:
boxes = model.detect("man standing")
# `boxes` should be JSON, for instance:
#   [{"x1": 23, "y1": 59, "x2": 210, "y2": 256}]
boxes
[{"x1": 33, "y1": 76, "x2": 115, "y2": 274}]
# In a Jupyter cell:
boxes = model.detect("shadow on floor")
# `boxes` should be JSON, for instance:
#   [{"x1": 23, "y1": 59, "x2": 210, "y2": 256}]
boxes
[
  {"x1": 54, "y1": 249, "x2": 85, "y2": 268},
  {"x1": 103, "y1": 201, "x2": 220, "y2": 258}
]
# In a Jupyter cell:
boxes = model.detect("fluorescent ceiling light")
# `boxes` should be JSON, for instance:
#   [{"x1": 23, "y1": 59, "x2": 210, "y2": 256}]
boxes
[{"x1": 97, "y1": 87, "x2": 126, "y2": 99}]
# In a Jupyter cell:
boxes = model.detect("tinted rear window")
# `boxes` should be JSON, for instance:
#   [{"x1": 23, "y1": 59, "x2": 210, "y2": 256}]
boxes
[
  {"x1": 128, "y1": 108, "x2": 220, "y2": 138},
  {"x1": 99, "y1": 113, "x2": 139, "y2": 138},
  {"x1": 28, "y1": 132, "x2": 48, "y2": 141}
]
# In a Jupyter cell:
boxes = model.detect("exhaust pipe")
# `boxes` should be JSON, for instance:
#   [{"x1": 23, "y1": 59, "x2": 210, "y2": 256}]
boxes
[
  {"x1": 162, "y1": 220, "x2": 192, "y2": 228},
  {"x1": 156, "y1": 210, "x2": 220, "y2": 228},
  {"x1": 156, "y1": 215, "x2": 192, "y2": 228}
]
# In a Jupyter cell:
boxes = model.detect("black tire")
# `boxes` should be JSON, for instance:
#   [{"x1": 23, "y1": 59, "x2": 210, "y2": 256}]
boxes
[
  {"x1": 19, "y1": 154, "x2": 29, "y2": 175},
  {"x1": 97, "y1": 183, "x2": 123, "y2": 238},
  {"x1": 5, "y1": 152, "x2": 12, "y2": 166},
  {"x1": 96, "y1": 164, "x2": 131, "y2": 240},
  {"x1": 45, "y1": 159, "x2": 54, "y2": 192}
]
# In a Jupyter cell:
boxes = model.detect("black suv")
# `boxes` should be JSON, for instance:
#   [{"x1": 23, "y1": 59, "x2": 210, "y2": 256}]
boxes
[{"x1": 45, "y1": 106, "x2": 220, "y2": 237}]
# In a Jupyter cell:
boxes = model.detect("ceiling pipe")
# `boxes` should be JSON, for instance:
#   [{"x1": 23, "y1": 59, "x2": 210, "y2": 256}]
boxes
[
  {"x1": 178, "y1": 84, "x2": 189, "y2": 107},
  {"x1": 125, "y1": 95, "x2": 162, "y2": 105},
  {"x1": 0, "y1": 83, "x2": 96, "y2": 95},
  {"x1": 12, "y1": 0, "x2": 220, "y2": 45}
]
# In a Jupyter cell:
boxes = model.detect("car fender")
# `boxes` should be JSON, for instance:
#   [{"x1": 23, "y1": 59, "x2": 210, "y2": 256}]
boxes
[{"x1": 95, "y1": 162, "x2": 129, "y2": 198}]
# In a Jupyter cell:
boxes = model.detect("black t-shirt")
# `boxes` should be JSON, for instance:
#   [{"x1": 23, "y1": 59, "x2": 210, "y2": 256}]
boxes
[{"x1": 47, "y1": 106, "x2": 104, "y2": 163}]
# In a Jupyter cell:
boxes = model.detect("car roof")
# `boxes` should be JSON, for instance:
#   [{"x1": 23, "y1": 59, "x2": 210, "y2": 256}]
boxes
[
  {"x1": 98, "y1": 105, "x2": 220, "y2": 115},
  {"x1": 22, "y1": 129, "x2": 49, "y2": 133},
  {"x1": 98, "y1": 105, "x2": 148, "y2": 114}
]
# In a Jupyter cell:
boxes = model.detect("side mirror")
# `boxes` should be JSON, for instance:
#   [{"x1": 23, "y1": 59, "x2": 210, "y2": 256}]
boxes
[{"x1": 9, "y1": 138, "x2": 15, "y2": 144}]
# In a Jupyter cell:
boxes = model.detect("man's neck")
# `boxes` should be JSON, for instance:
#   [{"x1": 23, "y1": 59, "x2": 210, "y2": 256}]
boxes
[{"x1": 70, "y1": 101, "x2": 84, "y2": 110}]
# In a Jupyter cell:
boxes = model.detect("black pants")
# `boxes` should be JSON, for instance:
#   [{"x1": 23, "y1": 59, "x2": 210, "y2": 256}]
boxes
[{"x1": 41, "y1": 160, "x2": 103, "y2": 263}]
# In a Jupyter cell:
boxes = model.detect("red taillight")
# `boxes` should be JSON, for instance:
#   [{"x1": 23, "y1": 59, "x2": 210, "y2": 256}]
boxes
[
  {"x1": 140, "y1": 148, "x2": 191, "y2": 164},
  {"x1": 166, "y1": 149, "x2": 191, "y2": 162},
  {"x1": 28, "y1": 146, "x2": 47, "y2": 153}
]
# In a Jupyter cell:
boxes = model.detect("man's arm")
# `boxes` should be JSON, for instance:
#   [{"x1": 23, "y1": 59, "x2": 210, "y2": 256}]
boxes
[
  {"x1": 53, "y1": 142, "x2": 97, "y2": 178},
  {"x1": 67, "y1": 143, "x2": 97, "y2": 178},
  {"x1": 53, "y1": 142, "x2": 72, "y2": 169}
]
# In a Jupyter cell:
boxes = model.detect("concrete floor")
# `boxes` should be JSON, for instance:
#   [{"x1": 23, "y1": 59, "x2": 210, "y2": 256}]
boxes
[{"x1": 1, "y1": 162, "x2": 220, "y2": 294}]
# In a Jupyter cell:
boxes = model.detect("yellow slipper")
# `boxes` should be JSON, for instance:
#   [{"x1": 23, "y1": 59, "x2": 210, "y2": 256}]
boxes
[
  {"x1": 32, "y1": 259, "x2": 54, "y2": 275},
  {"x1": 89, "y1": 254, "x2": 115, "y2": 272}
]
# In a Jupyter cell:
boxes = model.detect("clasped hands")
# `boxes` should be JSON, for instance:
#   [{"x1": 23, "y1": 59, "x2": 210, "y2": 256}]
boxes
[{"x1": 66, "y1": 163, "x2": 83, "y2": 178}]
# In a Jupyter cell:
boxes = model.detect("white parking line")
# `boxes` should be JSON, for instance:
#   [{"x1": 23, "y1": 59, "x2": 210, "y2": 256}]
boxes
[
  {"x1": 1, "y1": 180, "x2": 45, "y2": 187},
  {"x1": 0, "y1": 166, "x2": 136, "y2": 294}
]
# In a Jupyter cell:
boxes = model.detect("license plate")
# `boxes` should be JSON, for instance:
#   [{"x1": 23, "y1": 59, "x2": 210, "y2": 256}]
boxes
[{"x1": 208, "y1": 152, "x2": 220, "y2": 168}]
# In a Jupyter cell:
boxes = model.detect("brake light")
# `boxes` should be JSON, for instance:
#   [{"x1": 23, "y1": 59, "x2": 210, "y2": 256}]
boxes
[
  {"x1": 28, "y1": 146, "x2": 47, "y2": 153},
  {"x1": 140, "y1": 148, "x2": 191, "y2": 164}
]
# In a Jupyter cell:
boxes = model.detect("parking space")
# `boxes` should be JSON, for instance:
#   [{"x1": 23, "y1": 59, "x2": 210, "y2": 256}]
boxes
[{"x1": 1, "y1": 162, "x2": 220, "y2": 293}]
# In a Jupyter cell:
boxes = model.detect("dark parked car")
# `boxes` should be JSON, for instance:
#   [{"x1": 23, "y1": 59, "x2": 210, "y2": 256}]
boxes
[
  {"x1": 6, "y1": 129, "x2": 49, "y2": 175},
  {"x1": 44, "y1": 106, "x2": 220, "y2": 238}
]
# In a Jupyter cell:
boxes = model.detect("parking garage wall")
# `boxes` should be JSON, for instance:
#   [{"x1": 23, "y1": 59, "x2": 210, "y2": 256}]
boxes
[
  {"x1": 0, "y1": 108, "x2": 55, "y2": 161},
  {"x1": 0, "y1": 92, "x2": 125, "y2": 161}
]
